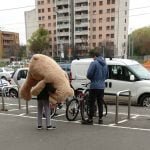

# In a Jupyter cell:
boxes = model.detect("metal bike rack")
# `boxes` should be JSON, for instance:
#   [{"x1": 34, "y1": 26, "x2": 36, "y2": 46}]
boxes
[
  {"x1": 1, "y1": 85, "x2": 21, "y2": 111},
  {"x1": 115, "y1": 90, "x2": 131, "y2": 124}
]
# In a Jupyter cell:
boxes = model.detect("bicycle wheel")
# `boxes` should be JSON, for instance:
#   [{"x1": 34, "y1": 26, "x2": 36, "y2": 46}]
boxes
[
  {"x1": 66, "y1": 98, "x2": 79, "y2": 121},
  {"x1": 80, "y1": 99, "x2": 88, "y2": 121}
]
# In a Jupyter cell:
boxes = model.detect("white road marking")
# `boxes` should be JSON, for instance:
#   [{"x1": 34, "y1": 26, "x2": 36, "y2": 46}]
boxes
[
  {"x1": 0, "y1": 112, "x2": 150, "y2": 132},
  {"x1": 9, "y1": 109, "x2": 19, "y2": 112},
  {"x1": 1, "y1": 103, "x2": 150, "y2": 132}
]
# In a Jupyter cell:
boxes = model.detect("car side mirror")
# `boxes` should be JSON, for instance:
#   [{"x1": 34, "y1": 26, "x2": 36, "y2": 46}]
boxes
[{"x1": 130, "y1": 75, "x2": 135, "y2": 81}]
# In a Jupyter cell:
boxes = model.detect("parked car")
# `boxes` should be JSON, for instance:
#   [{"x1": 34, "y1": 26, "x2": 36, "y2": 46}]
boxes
[
  {"x1": 71, "y1": 58, "x2": 150, "y2": 107},
  {"x1": 0, "y1": 67, "x2": 14, "y2": 81},
  {"x1": 0, "y1": 79, "x2": 18, "y2": 98},
  {"x1": 11, "y1": 67, "x2": 28, "y2": 88},
  {"x1": 59, "y1": 63, "x2": 71, "y2": 77}
]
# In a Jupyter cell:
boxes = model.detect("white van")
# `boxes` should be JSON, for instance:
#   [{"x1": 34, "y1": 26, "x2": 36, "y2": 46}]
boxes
[{"x1": 70, "y1": 58, "x2": 150, "y2": 106}]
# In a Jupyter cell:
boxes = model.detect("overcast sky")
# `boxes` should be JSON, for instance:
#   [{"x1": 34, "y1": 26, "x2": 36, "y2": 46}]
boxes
[{"x1": 0, "y1": 0, "x2": 150, "y2": 44}]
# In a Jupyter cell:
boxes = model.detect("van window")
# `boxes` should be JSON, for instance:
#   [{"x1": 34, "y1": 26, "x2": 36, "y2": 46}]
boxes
[
  {"x1": 17, "y1": 70, "x2": 28, "y2": 79},
  {"x1": 109, "y1": 65, "x2": 133, "y2": 81}
]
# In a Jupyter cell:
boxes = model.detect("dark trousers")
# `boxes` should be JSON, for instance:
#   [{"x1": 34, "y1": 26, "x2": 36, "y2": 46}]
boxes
[{"x1": 88, "y1": 89, "x2": 104, "y2": 120}]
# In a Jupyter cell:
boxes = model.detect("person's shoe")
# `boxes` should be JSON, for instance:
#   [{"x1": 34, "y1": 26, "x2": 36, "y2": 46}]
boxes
[
  {"x1": 81, "y1": 119, "x2": 93, "y2": 125},
  {"x1": 98, "y1": 119, "x2": 103, "y2": 124},
  {"x1": 37, "y1": 126, "x2": 42, "y2": 130},
  {"x1": 47, "y1": 126, "x2": 56, "y2": 130}
]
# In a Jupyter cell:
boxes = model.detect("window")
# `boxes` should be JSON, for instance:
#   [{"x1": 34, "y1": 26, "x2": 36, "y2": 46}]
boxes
[
  {"x1": 99, "y1": 10, "x2": 103, "y2": 14},
  {"x1": 111, "y1": 34, "x2": 114, "y2": 38},
  {"x1": 107, "y1": 0, "x2": 110, "y2": 4},
  {"x1": 99, "y1": 34, "x2": 102, "y2": 39},
  {"x1": 93, "y1": 35, "x2": 96, "y2": 39},
  {"x1": 93, "y1": 19, "x2": 96, "y2": 23},
  {"x1": 93, "y1": 43, "x2": 96, "y2": 47},
  {"x1": 48, "y1": 8, "x2": 51, "y2": 12},
  {"x1": 99, "y1": 1, "x2": 103, "y2": 5},
  {"x1": 42, "y1": 16, "x2": 45, "y2": 20},
  {"x1": 111, "y1": 25, "x2": 114, "y2": 30},
  {"x1": 106, "y1": 17, "x2": 110, "y2": 22},
  {"x1": 106, "y1": 26, "x2": 110, "y2": 30},
  {"x1": 112, "y1": 0, "x2": 115, "y2": 4},
  {"x1": 48, "y1": 23, "x2": 51, "y2": 27},
  {"x1": 38, "y1": 9, "x2": 41, "y2": 13},
  {"x1": 99, "y1": 18, "x2": 102, "y2": 23},
  {"x1": 111, "y1": 8, "x2": 115, "y2": 13},
  {"x1": 106, "y1": 34, "x2": 110, "y2": 38},
  {"x1": 107, "y1": 9, "x2": 110, "y2": 13},
  {"x1": 109, "y1": 65, "x2": 132, "y2": 81},
  {"x1": 93, "y1": 2, "x2": 96, "y2": 6},
  {"x1": 99, "y1": 42, "x2": 102, "y2": 46},
  {"x1": 92, "y1": 27, "x2": 96, "y2": 31},
  {"x1": 42, "y1": 9, "x2": 44, "y2": 13},
  {"x1": 111, "y1": 17, "x2": 115, "y2": 21},
  {"x1": 99, "y1": 26, "x2": 102, "y2": 30}
]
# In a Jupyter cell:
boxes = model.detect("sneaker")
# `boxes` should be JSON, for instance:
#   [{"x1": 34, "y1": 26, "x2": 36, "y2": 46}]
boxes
[
  {"x1": 81, "y1": 119, "x2": 93, "y2": 125},
  {"x1": 47, "y1": 126, "x2": 56, "y2": 130},
  {"x1": 37, "y1": 126, "x2": 42, "y2": 130},
  {"x1": 98, "y1": 119, "x2": 103, "y2": 124}
]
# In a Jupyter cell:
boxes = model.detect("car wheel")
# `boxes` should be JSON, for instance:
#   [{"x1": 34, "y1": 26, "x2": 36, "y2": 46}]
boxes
[
  {"x1": 140, "y1": 94, "x2": 150, "y2": 107},
  {"x1": 1, "y1": 76, "x2": 7, "y2": 80},
  {"x1": 9, "y1": 89, "x2": 18, "y2": 98}
]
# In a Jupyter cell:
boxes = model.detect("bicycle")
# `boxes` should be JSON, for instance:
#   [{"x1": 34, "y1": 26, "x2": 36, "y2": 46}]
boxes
[
  {"x1": 43, "y1": 102, "x2": 63, "y2": 118},
  {"x1": 66, "y1": 83, "x2": 107, "y2": 121}
]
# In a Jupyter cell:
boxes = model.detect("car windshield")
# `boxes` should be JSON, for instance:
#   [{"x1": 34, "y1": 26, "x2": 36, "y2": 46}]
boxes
[
  {"x1": 129, "y1": 64, "x2": 150, "y2": 80},
  {"x1": 4, "y1": 67, "x2": 14, "y2": 72}
]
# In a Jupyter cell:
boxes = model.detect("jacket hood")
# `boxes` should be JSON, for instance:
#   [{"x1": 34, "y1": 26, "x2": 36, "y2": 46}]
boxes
[{"x1": 96, "y1": 56, "x2": 106, "y2": 66}]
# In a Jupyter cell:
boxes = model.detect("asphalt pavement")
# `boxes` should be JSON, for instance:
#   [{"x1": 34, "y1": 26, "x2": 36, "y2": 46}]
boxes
[{"x1": 0, "y1": 97, "x2": 150, "y2": 150}]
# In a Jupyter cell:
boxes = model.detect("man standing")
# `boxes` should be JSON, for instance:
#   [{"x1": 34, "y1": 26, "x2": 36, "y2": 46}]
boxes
[{"x1": 82, "y1": 50, "x2": 108, "y2": 125}]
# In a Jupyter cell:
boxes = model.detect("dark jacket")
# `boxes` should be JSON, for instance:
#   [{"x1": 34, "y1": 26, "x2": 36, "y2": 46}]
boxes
[
  {"x1": 87, "y1": 56, "x2": 109, "y2": 89},
  {"x1": 37, "y1": 83, "x2": 56, "y2": 100}
]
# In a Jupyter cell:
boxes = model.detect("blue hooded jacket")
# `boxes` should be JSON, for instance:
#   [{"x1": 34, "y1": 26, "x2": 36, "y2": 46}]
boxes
[{"x1": 87, "y1": 56, "x2": 109, "y2": 89}]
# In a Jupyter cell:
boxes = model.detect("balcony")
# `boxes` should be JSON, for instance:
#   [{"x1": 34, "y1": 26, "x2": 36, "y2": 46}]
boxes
[
  {"x1": 57, "y1": 8, "x2": 69, "y2": 14},
  {"x1": 57, "y1": 16, "x2": 69, "y2": 21},
  {"x1": 75, "y1": 0, "x2": 88, "y2": 3},
  {"x1": 75, "y1": 22, "x2": 88, "y2": 27},
  {"x1": 75, "y1": 30, "x2": 88, "y2": 35},
  {"x1": 56, "y1": 0, "x2": 68, "y2": 5},
  {"x1": 75, "y1": 14, "x2": 88, "y2": 19},
  {"x1": 75, "y1": 6, "x2": 88, "y2": 11},
  {"x1": 57, "y1": 23, "x2": 70, "y2": 29},
  {"x1": 57, "y1": 32, "x2": 69, "y2": 36}
]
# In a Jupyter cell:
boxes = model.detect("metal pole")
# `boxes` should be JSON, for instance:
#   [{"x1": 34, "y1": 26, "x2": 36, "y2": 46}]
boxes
[
  {"x1": 70, "y1": 0, "x2": 75, "y2": 58},
  {"x1": 17, "y1": 86, "x2": 21, "y2": 109},
  {"x1": 1, "y1": 87, "x2": 5, "y2": 111},
  {"x1": 128, "y1": 91, "x2": 131, "y2": 120},
  {"x1": 115, "y1": 94, "x2": 118, "y2": 124},
  {"x1": 26, "y1": 101, "x2": 29, "y2": 114}
]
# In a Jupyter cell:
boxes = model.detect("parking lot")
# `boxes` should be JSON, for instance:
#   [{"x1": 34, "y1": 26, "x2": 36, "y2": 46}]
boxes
[{"x1": 1, "y1": 97, "x2": 150, "y2": 150}]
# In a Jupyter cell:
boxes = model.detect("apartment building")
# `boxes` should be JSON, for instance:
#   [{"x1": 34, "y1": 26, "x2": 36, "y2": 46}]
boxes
[
  {"x1": 25, "y1": 9, "x2": 38, "y2": 42},
  {"x1": 0, "y1": 31, "x2": 19, "y2": 58},
  {"x1": 32, "y1": 0, "x2": 129, "y2": 58}
]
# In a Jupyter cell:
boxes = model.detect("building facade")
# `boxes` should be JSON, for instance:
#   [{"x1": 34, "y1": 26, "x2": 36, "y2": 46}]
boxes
[
  {"x1": 0, "y1": 31, "x2": 19, "y2": 58},
  {"x1": 27, "y1": 0, "x2": 129, "y2": 58}
]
